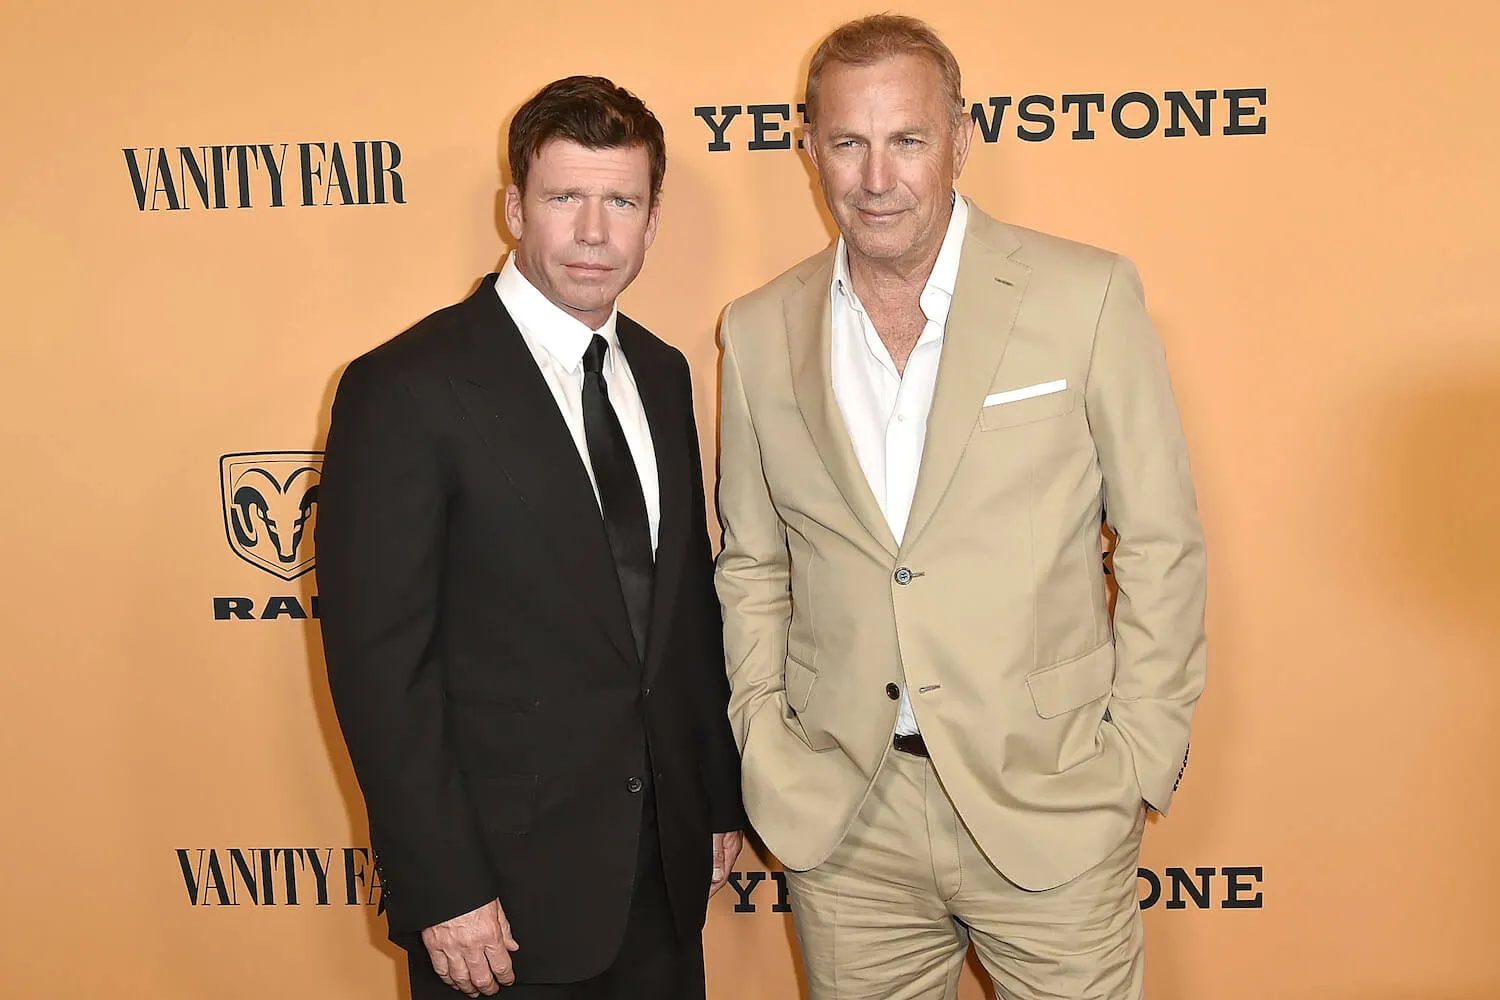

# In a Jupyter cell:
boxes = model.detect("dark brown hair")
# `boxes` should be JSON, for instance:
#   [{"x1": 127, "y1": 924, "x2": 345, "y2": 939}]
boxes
[
  {"x1": 805, "y1": 15, "x2": 964, "y2": 127},
  {"x1": 507, "y1": 75, "x2": 666, "y2": 203}
]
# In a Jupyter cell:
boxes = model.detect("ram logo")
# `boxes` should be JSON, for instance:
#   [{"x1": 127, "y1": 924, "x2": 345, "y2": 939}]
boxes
[{"x1": 220, "y1": 451, "x2": 322, "y2": 580}]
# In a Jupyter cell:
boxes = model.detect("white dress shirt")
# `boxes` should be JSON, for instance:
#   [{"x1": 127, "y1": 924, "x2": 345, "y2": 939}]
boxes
[
  {"x1": 495, "y1": 252, "x2": 660, "y2": 553},
  {"x1": 830, "y1": 192, "x2": 969, "y2": 736}
]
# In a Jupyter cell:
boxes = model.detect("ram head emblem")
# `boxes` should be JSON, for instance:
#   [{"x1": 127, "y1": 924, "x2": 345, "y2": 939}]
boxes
[{"x1": 220, "y1": 452, "x2": 322, "y2": 580}]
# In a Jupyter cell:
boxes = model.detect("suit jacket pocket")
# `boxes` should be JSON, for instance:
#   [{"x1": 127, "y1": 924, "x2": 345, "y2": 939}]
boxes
[
  {"x1": 467, "y1": 774, "x2": 539, "y2": 835},
  {"x1": 785, "y1": 653, "x2": 818, "y2": 713},
  {"x1": 782, "y1": 653, "x2": 838, "y2": 751},
  {"x1": 1026, "y1": 641, "x2": 1114, "y2": 718},
  {"x1": 448, "y1": 697, "x2": 539, "y2": 771},
  {"x1": 980, "y1": 387, "x2": 1078, "y2": 431}
]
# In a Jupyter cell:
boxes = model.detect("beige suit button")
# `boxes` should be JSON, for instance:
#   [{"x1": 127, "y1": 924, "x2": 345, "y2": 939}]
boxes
[
  {"x1": 885, "y1": 683, "x2": 900, "y2": 700},
  {"x1": 894, "y1": 567, "x2": 913, "y2": 585}
]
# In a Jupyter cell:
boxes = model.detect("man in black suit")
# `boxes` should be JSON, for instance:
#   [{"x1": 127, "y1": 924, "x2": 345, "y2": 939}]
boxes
[{"x1": 316, "y1": 76, "x2": 744, "y2": 1000}]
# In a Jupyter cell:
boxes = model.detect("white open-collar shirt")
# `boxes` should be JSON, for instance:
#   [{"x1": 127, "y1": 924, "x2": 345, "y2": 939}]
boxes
[{"x1": 830, "y1": 192, "x2": 969, "y2": 736}]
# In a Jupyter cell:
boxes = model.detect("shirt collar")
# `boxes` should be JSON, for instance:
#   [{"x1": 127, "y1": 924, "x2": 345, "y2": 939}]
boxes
[
  {"x1": 495, "y1": 252, "x2": 620, "y2": 373},
  {"x1": 831, "y1": 190, "x2": 969, "y2": 314}
]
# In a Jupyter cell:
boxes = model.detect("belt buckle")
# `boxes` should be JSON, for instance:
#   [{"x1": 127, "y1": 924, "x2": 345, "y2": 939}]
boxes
[{"x1": 893, "y1": 733, "x2": 929, "y2": 758}]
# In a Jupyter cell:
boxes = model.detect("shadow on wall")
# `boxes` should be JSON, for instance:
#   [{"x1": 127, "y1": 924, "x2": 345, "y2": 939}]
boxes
[
  {"x1": 1364, "y1": 351, "x2": 1500, "y2": 991},
  {"x1": 1321, "y1": 348, "x2": 1500, "y2": 1000},
  {"x1": 1368, "y1": 356, "x2": 1500, "y2": 637}
]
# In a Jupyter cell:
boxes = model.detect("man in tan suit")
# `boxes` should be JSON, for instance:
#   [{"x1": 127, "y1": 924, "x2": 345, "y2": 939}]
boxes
[{"x1": 714, "y1": 14, "x2": 1207, "y2": 1000}]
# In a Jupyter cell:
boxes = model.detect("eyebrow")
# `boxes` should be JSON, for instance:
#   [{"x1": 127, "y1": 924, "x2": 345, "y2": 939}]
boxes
[
  {"x1": 826, "y1": 122, "x2": 937, "y2": 141},
  {"x1": 536, "y1": 185, "x2": 646, "y2": 201}
]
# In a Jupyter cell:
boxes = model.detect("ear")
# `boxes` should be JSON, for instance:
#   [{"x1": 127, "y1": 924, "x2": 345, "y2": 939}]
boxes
[
  {"x1": 503, "y1": 184, "x2": 524, "y2": 241},
  {"x1": 804, "y1": 126, "x2": 823, "y2": 175},
  {"x1": 643, "y1": 196, "x2": 662, "y2": 250},
  {"x1": 951, "y1": 113, "x2": 975, "y2": 180}
]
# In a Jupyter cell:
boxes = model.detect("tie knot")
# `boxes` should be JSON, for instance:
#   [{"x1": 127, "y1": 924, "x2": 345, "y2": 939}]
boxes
[{"x1": 583, "y1": 334, "x2": 609, "y2": 376}]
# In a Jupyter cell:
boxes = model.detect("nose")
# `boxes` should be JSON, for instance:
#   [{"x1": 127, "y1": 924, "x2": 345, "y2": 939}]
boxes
[
  {"x1": 861, "y1": 146, "x2": 894, "y2": 196},
  {"x1": 576, "y1": 197, "x2": 607, "y2": 246}
]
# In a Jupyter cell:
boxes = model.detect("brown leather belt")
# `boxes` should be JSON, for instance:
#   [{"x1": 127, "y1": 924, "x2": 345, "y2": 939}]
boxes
[{"x1": 893, "y1": 733, "x2": 929, "y2": 757}]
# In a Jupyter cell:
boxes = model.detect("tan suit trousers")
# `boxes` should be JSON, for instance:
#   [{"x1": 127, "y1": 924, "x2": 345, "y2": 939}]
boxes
[{"x1": 785, "y1": 747, "x2": 1147, "y2": 1000}]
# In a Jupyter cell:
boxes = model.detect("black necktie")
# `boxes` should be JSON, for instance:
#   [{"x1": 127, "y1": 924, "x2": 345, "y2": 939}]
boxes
[{"x1": 581, "y1": 334, "x2": 654, "y2": 661}]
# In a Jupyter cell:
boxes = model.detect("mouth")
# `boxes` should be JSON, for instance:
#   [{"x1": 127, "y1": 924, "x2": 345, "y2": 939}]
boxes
[
  {"x1": 565, "y1": 262, "x2": 615, "y2": 275},
  {"x1": 854, "y1": 207, "x2": 909, "y2": 225}
]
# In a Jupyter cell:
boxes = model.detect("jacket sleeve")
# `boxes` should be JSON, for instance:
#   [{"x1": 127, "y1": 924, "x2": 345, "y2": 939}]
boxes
[
  {"x1": 678, "y1": 357, "x2": 747, "y2": 833},
  {"x1": 1084, "y1": 255, "x2": 1209, "y2": 815},
  {"x1": 713, "y1": 309, "x2": 794, "y2": 757},
  {"x1": 316, "y1": 355, "x2": 496, "y2": 935}
]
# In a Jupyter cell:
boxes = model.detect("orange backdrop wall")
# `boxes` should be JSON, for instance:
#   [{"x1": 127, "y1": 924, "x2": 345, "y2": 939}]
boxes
[{"x1": 2, "y1": 2, "x2": 1498, "y2": 997}]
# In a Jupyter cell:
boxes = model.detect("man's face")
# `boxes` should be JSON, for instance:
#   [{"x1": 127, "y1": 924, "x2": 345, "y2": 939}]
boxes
[
  {"x1": 807, "y1": 54, "x2": 973, "y2": 267},
  {"x1": 504, "y1": 139, "x2": 659, "y2": 329}
]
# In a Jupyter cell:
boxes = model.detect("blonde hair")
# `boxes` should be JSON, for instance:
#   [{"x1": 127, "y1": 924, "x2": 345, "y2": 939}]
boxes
[{"x1": 805, "y1": 14, "x2": 965, "y2": 127}]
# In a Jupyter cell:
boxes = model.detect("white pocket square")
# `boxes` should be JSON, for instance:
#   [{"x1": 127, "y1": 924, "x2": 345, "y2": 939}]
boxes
[{"x1": 983, "y1": 379, "x2": 1068, "y2": 407}]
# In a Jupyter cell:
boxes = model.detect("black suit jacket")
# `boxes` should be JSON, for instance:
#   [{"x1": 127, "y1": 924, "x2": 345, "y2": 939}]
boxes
[{"x1": 316, "y1": 274, "x2": 744, "y2": 983}]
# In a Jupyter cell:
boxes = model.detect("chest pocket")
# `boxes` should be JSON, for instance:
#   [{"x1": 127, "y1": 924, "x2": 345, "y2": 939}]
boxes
[{"x1": 980, "y1": 386, "x2": 1078, "y2": 431}]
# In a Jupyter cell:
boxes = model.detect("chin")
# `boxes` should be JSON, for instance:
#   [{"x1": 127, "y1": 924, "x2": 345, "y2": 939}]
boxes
[
  {"x1": 561, "y1": 273, "x2": 615, "y2": 295},
  {"x1": 848, "y1": 232, "x2": 916, "y2": 261},
  {"x1": 564, "y1": 288, "x2": 616, "y2": 313}
]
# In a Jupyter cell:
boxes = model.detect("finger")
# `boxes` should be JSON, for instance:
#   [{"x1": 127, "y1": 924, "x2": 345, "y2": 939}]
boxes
[
  {"x1": 484, "y1": 943, "x2": 516, "y2": 987},
  {"x1": 465, "y1": 950, "x2": 497, "y2": 997},
  {"x1": 464, "y1": 943, "x2": 498, "y2": 988},
  {"x1": 498, "y1": 912, "x2": 520, "y2": 953},
  {"x1": 711, "y1": 835, "x2": 726, "y2": 884},
  {"x1": 427, "y1": 944, "x2": 454, "y2": 987},
  {"x1": 445, "y1": 951, "x2": 476, "y2": 997}
]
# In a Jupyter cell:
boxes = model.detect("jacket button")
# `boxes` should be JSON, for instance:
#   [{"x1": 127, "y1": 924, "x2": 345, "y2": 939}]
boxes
[
  {"x1": 885, "y1": 683, "x2": 900, "y2": 700},
  {"x1": 894, "y1": 567, "x2": 913, "y2": 585},
  {"x1": 626, "y1": 776, "x2": 644, "y2": 793}
]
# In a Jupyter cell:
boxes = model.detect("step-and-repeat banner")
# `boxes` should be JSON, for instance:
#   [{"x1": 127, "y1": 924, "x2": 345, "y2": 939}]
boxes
[{"x1": 2, "y1": 1, "x2": 1497, "y2": 997}]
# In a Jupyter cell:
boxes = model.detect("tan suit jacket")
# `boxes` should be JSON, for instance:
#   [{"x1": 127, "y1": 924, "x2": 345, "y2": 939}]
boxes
[{"x1": 714, "y1": 200, "x2": 1207, "y2": 890}]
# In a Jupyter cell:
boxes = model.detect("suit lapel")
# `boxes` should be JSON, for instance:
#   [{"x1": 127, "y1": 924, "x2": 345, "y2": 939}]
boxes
[
  {"x1": 902, "y1": 209, "x2": 1029, "y2": 553},
  {"x1": 617, "y1": 318, "x2": 688, "y2": 686},
  {"x1": 450, "y1": 276, "x2": 638, "y2": 667},
  {"x1": 785, "y1": 254, "x2": 900, "y2": 557}
]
